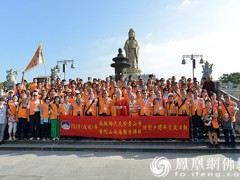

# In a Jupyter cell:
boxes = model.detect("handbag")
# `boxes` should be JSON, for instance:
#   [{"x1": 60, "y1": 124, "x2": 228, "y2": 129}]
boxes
[{"x1": 221, "y1": 102, "x2": 233, "y2": 130}]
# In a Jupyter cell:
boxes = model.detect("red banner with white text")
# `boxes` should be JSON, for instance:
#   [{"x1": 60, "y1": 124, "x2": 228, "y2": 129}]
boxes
[{"x1": 60, "y1": 116, "x2": 189, "y2": 139}]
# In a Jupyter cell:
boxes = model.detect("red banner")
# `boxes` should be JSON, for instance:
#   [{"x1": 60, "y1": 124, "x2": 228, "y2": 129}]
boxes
[{"x1": 60, "y1": 116, "x2": 189, "y2": 139}]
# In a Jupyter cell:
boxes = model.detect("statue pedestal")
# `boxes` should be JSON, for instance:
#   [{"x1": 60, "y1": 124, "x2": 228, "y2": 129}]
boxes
[{"x1": 127, "y1": 68, "x2": 141, "y2": 75}]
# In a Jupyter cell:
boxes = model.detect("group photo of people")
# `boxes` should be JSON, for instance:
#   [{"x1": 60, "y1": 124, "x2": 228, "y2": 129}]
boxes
[{"x1": 0, "y1": 74, "x2": 238, "y2": 149}]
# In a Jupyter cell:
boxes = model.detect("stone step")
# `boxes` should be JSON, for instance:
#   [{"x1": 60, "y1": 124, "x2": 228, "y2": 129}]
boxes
[{"x1": 0, "y1": 142, "x2": 239, "y2": 153}]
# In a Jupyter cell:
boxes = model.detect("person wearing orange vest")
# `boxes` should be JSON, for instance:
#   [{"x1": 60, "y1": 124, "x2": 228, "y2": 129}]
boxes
[
  {"x1": 99, "y1": 90, "x2": 112, "y2": 116},
  {"x1": 40, "y1": 97, "x2": 51, "y2": 141},
  {"x1": 129, "y1": 94, "x2": 139, "y2": 117},
  {"x1": 85, "y1": 90, "x2": 98, "y2": 116},
  {"x1": 219, "y1": 94, "x2": 238, "y2": 148},
  {"x1": 29, "y1": 78, "x2": 38, "y2": 93},
  {"x1": 60, "y1": 96, "x2": 72, "y2": 116},
  {"x1": 192, "y1": 90, "x2": 205, "y2": 141},
  {"x1": 152, "y1": 91, "x2": 165, "y2": 116},
  {"x1": 138, "y1": 90, "x2": 153, "y2": 116},
  {"x1": 16, "y1": 95, "x2": 29, "y2": 140},
  {"x1": 202, "y1": 99, "x2": 219, "y2": 149},
  {"x1": 165, "y1": 93, "x2": 178, "y2": 116},
  {"x1": 0, "y1": 97, "x2": 7, "y2": 145},
  {"x1": 49, "y1": 96, "x2": 61, "y2": 140},
  {"x1": 27, "y1": 92, "x2": 41, "y2": 140},
  {"x1": 211, "y1": 93, "x2": 221, "y2": 139},
  {"x1": 177, "y1": 89, "x2": 190, "y2": 116},
  {"x1": 70, "y1": 93, "x2": 85, "y2": 116},
  {"x1": 7, "y1": 95, "x2": 18, "y2": 141}
]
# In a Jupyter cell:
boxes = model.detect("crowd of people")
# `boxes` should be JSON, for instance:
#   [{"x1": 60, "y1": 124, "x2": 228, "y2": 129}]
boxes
[{"x1": 0, "y1": 74, "x2": 238, "y2": 149}]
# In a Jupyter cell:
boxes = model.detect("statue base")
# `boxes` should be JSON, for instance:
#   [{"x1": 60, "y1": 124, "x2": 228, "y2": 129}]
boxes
[{"x1": 127, "y1": 68, "x2": 141, "y2": 75}]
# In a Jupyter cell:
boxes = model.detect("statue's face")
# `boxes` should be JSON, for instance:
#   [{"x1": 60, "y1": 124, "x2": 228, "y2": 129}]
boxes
[{"x1": 129, "y1": 31, "x2": 135, "y2": 38}]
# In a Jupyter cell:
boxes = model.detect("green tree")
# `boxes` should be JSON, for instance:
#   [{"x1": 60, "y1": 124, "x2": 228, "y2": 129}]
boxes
[{"x1": 219, "y1": 72, "x2": 240, "y2": 84}]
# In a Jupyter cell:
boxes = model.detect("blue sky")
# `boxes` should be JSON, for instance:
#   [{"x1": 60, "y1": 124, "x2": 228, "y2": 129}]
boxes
[{"x1": 0, "y1": 0, "x2": 240, "y2": 83}]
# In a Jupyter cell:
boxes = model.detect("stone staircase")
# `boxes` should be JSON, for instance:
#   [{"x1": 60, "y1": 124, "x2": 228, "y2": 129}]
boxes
[{"x1": 1, "y1": 134, "x2": 239, "y2": 153}]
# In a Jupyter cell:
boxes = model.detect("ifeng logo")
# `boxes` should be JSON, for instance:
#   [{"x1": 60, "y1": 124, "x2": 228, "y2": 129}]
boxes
[
  {"x1": 61, "y1": 120, "x2": 70, "y2": 130},
  {"x1": 150, "y1": 157, "x2": 171, "y2": 178}
]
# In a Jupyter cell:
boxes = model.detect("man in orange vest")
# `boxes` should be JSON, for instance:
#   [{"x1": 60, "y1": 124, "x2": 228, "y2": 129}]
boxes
[
  {"x1": 70, "y1": 93, "x2": 85, "y2": 116},
  {"x1": 138, "y1": 90, "x2": 153, "y2": 116},
  {"x1": 192, "y1": 90, "x2": 205, "y2": 141},
  {"x1": 219, "y1": 94, "x2": 238, "y2": 148}
]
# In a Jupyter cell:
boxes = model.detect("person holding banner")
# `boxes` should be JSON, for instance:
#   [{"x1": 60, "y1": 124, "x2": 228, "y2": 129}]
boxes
[{"x1": 49, "y1": 96, "x2": 61, "y2": 140}]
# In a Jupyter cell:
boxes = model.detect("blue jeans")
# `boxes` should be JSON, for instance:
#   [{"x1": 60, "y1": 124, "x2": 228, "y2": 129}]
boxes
[{"x1": 223, "y1": 122, "x2": 236, "y2": 147}]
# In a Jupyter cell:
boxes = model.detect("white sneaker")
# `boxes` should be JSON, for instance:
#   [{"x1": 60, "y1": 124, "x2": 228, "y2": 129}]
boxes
[
  {"x1": 42, "y1": 138, "x2": 46, "y2": 141},
  {"x1": 29, "y1": 137, "x2": 34, "y2": 141},
  {"x1": 13, "y1": 137, "x2": 17, "y2": 141},
  {"x1": 36, "y1": 137, "x2": 41, "y2": 140},
  {"x1": 52, "y1": 138, "x2": 56, "y2": 141},
  {"x1": 9, "y1": 137, "x2": 13, "y2": 141}
]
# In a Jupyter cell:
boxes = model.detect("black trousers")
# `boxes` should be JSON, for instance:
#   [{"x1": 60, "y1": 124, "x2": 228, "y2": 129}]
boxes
[
  {"x1": 17, "y1": 118, "x2": 29, "y2": 138},
  {"x1": 41, "y1": 123, "x2": 51, "y2": 138},
  {"x1": 192, "y1": 114, "x2": 203, "y2": 139},
  {"x1": 29, "y1": 111, "x2": 41, "y2": 138}
]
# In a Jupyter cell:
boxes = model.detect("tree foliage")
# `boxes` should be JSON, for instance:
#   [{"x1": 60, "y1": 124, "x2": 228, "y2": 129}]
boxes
[{"x1": 219, "y1": 72, "x2": 240, "y2": 84}]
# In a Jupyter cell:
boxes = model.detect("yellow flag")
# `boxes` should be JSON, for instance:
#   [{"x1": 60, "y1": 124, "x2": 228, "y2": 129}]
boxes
[{"x1": 24, "y1": 44, "x2": 44, "y2": 72}]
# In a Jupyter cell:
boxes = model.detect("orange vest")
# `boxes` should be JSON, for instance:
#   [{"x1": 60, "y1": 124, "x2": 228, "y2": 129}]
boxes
[
  {"x1": 203, "y1": 107, "x2": 219, "y2": 128},
  {"x1": 99, "y1": 98, "x2": 112, "y2": 115},
  {"x1": 41, "y1": 102, "x2": 50, "y2": 119},
  {"x1": 71, "y1": 100, "x2": 84, "y2": 116},
  {"x1": 153, "y1": 98, "x2": 165, "y2": 116},
  {"x1": 193, "y1": 97, "x2": 204, "y2": 116},
  {"x1": 138, "y1": 98, "x2": 152, "y2": 116},
  {"x1": 29, "y1": 99, "x2": 41, "y2": 115},
  {"x1": 8, "y1": 102, "x2": 17, "y2": 116},
  {"x1": 85, "y1": 98, "x2": 98, "y2": 116},
  {"x1": 17, "y1": 103, "x2": 28, "y2": 118},
  {"x1": 50, "y1": 103, "x2": 61, "y2": 119},
  {"x1": 30, "y1": 83, "x2": 37, "y2": 92},
  {"x1": 166, "y1": 101, "x2": 177, "y2": 116},
  {"x1": 129, "y1": 100, "x2": 139, "y2": 116},
  {"x1": 60, "y1": 103, "x2": 71, "y2": 116},
  {"x1": 184, "y1": 98, "x2": 195, "y2": 116},
  {"x1": 178, "y1": 98, "x2": 194, "y2": 115},
  {"x1": 220, "y1": 101, "x2": 237, "y2": 122}
]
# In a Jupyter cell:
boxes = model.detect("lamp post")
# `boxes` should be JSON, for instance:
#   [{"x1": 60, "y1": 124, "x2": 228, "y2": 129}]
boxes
[
  {"x1": 56, "y1": 60, "x2": 75, "y2": 80},
  {"x1": 181, "y1": 54, "x2": 204, "y2": 79}
]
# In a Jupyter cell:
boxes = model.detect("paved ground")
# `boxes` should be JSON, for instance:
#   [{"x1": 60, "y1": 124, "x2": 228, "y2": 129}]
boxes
[{"x1": 0, "y1": 151, "x2": 240, "y2": 180}]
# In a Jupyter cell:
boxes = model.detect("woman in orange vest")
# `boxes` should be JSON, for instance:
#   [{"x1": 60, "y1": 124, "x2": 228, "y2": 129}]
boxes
[
  {"x1": 85, "y1": 90, "x2": 98, "y2": 116},
  {"x1": 16, "y1": 95, "x2": 29, "y2": 140},
  {"x1": 99, "y1": 90, "x2": 112, "y2": 116},
  {"x1": 7, "y1": 95, "x2": 18, "y2": 141},
  {"x1": 202, "y1": 99, "x2": 219, "y2": 149},
  {"x1": 28, "y1": 92, "x2": 41, "y2": 140},
  {"x1": 49, "y1": 96, "x2": 61, "y2": 140},
  {"x1": 165, "y1": 93, "x2": 178, "y2": 116},
  {"x1": 40, "y1": 97, "x2": 51, "y2": 141}
]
